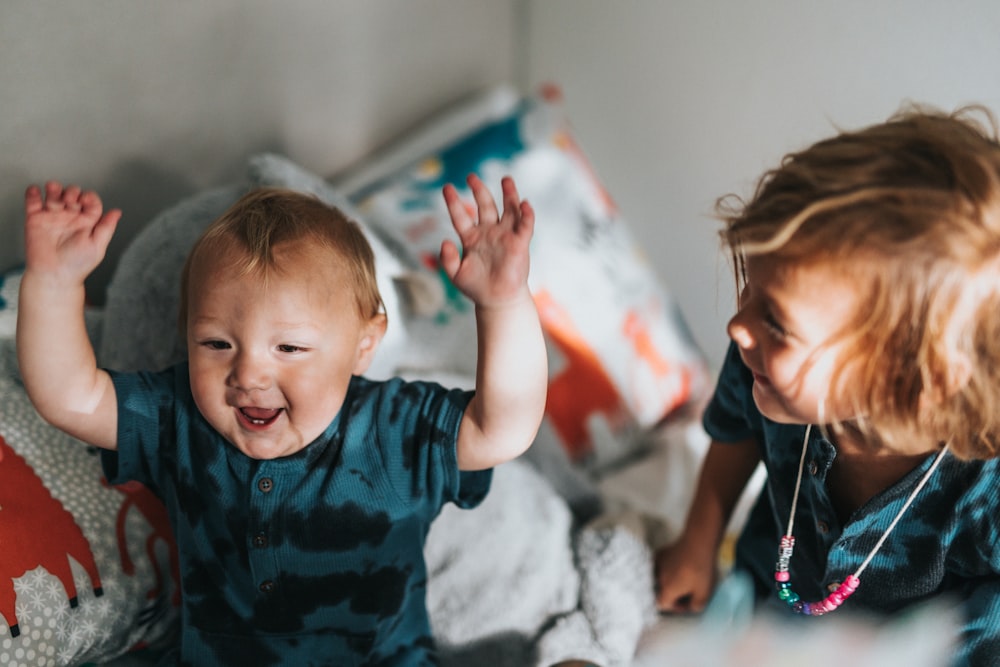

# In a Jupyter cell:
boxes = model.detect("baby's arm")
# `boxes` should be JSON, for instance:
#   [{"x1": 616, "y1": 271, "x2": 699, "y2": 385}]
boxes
[
  {"x1": 16, "y1": 182, "x2": 121, "y2": 450},
  {"x1": 655, "y1": 437, "x2": 760, "y2": 613},
  {"x1": 441, "y1": 174, "x2": 547, "y2": 471}
]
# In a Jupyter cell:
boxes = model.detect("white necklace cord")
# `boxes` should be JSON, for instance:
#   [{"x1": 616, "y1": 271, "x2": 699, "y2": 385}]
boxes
[
  {"x1": 784, "y1": 423, "x2": 812, "y2": 538},
  {"x1": 853, "y1": 441, "x2": 950, "y2": 577},
  {"x1": 785, "y1": 420, "x2": 950, "y2": 577}
]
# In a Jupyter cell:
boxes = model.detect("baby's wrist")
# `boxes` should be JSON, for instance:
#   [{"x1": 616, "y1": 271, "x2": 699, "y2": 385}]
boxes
[
  {"x1": 473, "y1": 286, "x2": 534, "y2": 312},
  {"x1": 21, "y1": 266, "x2": 88, "y2": 295}
]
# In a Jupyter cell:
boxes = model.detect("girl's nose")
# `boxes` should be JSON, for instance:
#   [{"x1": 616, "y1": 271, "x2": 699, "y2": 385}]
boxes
[{"x1": 727, "y1": 311, "x2": 755, "y2": 350}]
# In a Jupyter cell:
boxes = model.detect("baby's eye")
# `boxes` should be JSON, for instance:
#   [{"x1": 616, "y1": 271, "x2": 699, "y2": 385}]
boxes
[
  {"x1": 201, "y1": 340, "x2": 231, "y2": 351},
  {"x1": 277, "y1": 344, "x2": 305, "y2": 354}
]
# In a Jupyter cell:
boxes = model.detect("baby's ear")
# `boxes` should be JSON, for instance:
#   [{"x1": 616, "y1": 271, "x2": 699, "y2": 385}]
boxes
[{"x1": 352, "y1": 313, "x2": 388, "y2": 375}]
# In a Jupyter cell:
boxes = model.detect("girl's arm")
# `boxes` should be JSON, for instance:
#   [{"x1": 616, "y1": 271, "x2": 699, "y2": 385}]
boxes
[
  {"x1": 16, "y1": 182, "x2": 120, "y2": 450},
  {"x1": 440, "y1": 175, "x2": 548, "y2": 471},
  {"x1": 655, "y1": 437, "x2": 761, "y2": 612}
]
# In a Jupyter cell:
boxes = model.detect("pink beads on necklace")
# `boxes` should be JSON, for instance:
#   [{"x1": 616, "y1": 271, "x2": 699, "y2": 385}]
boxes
[{"x1": 774, "y1": 535, "x2": 859, "y2": 615}]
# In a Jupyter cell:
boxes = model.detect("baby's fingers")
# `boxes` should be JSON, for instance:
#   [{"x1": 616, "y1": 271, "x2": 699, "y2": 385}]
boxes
[
  {"x1": 443, "y1": 183, "x2": 474, "y2": 236},
  {"x1": 468, "y1": 174, "x2": 499, "y2": 225},
  {"x1": 43, "y1": 181, "x2": 67, "y2": 211},
  {"x1": 498, "y1": 177, "x2": 534, "y2": 238},
  {"x1": 92, "y1": 203, "x2": 122, "y2": 241},
  {"x1": 24, "y1": 184, "x2": 44, "y2": 216},
  {"x1": 79, "y1": 190, "x2": 105, "y2": 220},
  {"x1": 439, "y1": 238, "x2": 461, "y2": 281},
  {"x1": 514, "y1": 200, "x2": 535, "y2": 238}
]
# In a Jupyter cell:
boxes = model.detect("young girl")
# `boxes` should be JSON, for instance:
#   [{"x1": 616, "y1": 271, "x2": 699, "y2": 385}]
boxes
[{"x1": 655, "y1": 105, "x2": 1000, "y2": 666}]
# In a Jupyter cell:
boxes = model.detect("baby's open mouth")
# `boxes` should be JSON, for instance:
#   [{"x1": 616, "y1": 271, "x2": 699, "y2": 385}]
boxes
[{"x1": 239, "y1": 407, "x2": 282, "y2": 426}]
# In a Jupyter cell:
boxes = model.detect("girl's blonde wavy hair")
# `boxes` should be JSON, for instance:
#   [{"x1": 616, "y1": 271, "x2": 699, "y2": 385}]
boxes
[
  {"x1": 718, "y1": 104, "x2": 1000, "y2": 459},
  {"x1": 179, "y1": 187, "x2": 385, "y2": 332}
]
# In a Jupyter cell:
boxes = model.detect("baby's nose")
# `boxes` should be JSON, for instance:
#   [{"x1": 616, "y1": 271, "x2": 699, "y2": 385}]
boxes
[{"x1": 230, "y1": 352, "x2": 271, "y2": 390}]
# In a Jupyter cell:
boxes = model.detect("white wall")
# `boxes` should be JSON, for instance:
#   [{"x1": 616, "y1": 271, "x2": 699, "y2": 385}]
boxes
[
  {"x1": 0, "y1": 0, "x2": 516, "y2": 302},
  {"x1": 7, "y1": 1, "x2": 1000, "y2": 372},
  {"x1": 523, "y1": 0, "x2": 1000, "y2": 370}
]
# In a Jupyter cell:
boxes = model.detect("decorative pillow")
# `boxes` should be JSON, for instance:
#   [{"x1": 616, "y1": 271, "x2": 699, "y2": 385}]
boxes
[
  {"x1": 0, "y1": 267, "x2": 21, "y2": 340},
  {"x1": 0, "y1": 339, "x2": 179, "y2": 666},
  {"x1": 334, "y1": 84, "x2": 710, "y2": 501}
]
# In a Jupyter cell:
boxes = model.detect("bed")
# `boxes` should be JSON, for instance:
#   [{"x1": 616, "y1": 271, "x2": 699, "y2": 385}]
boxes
[{"x1": 0, "y1": 85, "x2": 958, "y2": 667}]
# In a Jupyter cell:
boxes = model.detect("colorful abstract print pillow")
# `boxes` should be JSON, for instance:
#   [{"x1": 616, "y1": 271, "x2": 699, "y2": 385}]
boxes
[{"x1": 341, "y1": 85, "x2": 709, "y2": 474}]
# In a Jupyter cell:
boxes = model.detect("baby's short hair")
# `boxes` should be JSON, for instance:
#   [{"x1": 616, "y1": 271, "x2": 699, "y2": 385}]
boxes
[
  {"x1": 179, "y1": 187, "x2": 384, "y2": 331},
  {"x1": 719, "y1": 104, "x2": 1000, "y2": 458}
]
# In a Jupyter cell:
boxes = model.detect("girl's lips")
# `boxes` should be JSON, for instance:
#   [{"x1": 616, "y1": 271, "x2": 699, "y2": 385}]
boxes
[{"x1": 238, "y1": 407, "x2": 283, "y2": 428}]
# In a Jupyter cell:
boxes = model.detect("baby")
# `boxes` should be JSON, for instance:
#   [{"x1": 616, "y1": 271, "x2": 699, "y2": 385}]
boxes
[{"x1": 17, "y1": 175, "x2": 547, "y2": 665}]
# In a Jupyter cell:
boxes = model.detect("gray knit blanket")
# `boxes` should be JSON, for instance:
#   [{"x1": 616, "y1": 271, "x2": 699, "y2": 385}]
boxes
[{"x1": 427, "y1": 459, "x2": 658, "y2": 667}]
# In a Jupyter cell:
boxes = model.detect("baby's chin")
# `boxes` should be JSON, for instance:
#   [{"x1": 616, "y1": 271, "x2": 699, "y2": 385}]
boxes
[
  {"x1": 222, "y1": 427, "x2": 313, "y2": 460},
  {"x1": 230, "y1": 439, "x2": 306, "y2": 460}
]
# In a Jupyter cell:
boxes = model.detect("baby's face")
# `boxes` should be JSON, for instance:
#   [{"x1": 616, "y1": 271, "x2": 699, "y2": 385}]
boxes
[{"x1": 185, "y1": 243, "x2": 383, "y2": 459}]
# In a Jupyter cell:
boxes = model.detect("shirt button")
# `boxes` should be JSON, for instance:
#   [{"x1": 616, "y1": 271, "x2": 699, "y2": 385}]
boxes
[
  {"x1": 257, "y1": 477, "x2": 274, "y2": 493},
  {"x1": 252, "y1": 532, "x2": 268, "y2": 548},
  {"x1": 259, "y1": 580, "x2": 275, "y2": 594},
  {"x1": 817, "y1": 520, "x2": 829, "y2": 533}
]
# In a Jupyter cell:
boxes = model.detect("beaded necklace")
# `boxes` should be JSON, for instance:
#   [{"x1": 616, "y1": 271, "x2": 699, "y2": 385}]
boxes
[{"x1": 774, "y1": 423, "x2": 950, "y2": 615}]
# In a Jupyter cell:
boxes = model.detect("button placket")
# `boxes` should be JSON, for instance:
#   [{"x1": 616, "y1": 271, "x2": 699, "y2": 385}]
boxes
[{"x1": 248, "y1": 464, "x2": 281, "y2": 598}]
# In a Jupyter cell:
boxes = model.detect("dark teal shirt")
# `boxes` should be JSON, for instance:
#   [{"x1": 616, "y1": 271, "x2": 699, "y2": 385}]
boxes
[
  {"x1": 103, "y1": 364, "x2": 490, "y2": 666},
  {"x1": 705, "y1": 342, "x2": 1000, "y2": 667}
]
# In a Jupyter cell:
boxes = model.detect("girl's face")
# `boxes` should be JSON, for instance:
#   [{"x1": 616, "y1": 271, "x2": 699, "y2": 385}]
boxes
[
  {"x1": 185, "y1": 242, "x2": 385, "y2": 460},
  {"x1": 727, "y1": 256, "x2": 863, "y2": 426}
]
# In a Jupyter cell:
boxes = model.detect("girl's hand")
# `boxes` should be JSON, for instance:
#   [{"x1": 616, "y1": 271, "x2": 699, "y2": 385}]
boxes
[
  {"x1": 654, "y1": 538, "x2": 719, "y2": 614},
  {"x1": 440, "y1": 174, "x2": 534, "y2": 308},
  {"x1": 23, "y1": 181, "x2": 120, "y2": 283}
]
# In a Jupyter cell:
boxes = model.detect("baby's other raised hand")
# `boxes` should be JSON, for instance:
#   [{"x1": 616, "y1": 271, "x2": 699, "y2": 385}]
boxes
[
  {"x1": 23, "y1": 181, "x2": 120, "y2": 283},
  {"x1": 440, "y1": 174, "x2": 534, "y2": 308}
]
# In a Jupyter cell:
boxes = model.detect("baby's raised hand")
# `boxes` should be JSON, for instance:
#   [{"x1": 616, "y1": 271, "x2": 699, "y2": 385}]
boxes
[
  {"x1": 23, "y1": 181, "x2": 121, "y2": 282},
  {"x1": 440, "y1": 174, "x2": 534, "y2": 308}
]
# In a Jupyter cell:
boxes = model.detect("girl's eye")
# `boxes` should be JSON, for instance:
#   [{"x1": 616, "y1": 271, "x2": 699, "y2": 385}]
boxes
[
  {"x1": 762, "y1": 314, "x2": 787, "y2": 339},
  {"x1": 277, "y1": 344, "x2": 304, "y2": 354},
  {"x1": 202, "y1": 340, "x2": 231, "y2": 350}
]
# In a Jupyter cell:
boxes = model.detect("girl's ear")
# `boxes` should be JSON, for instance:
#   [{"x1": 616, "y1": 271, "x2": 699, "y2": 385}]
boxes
[
  {"x1": 948, "y1": 352, "x2": 973, "y2": 395},
  {"x1": 919, "y1": 351, "x2": 973, "y2": 412},
  {"x1": 352, "y1": 313, "x2": 388, "y2": 375}
]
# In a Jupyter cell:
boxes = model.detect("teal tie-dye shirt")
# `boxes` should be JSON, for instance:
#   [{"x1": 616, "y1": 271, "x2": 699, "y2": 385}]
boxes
[
  {"x1": 102, "y1": 364, "x2": 490, "y2": 666},
  {"x1": 706, "y1": 342, "x2": 1000, "y2": 667}
]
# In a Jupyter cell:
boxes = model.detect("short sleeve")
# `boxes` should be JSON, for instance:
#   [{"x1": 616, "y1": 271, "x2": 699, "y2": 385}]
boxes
[
  {"x1": 702, "y1": 341, "x2": 759, "y2": 443},
  {"x1": 100, "y1": 366, "x2": 186, "y2": 493},
  {"x1": 355, "y1": 378, "x2": 491, "y2": 513}
]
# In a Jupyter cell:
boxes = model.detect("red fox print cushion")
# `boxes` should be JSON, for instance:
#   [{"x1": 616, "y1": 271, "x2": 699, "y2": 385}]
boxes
[{"x1": 0, "y1": 336, "x2": 179, "y2": 666}]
